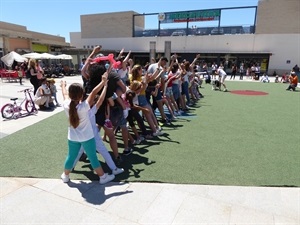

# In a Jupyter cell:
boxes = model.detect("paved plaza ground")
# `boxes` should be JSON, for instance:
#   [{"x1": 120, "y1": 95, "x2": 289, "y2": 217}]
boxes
[{"x1": 0, "y1": 75, "x2": 299, "y2": 224}]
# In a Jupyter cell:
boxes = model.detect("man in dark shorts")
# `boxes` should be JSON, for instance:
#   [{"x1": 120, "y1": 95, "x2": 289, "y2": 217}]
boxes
[{"x1": 87, "y1": 62, "x2": 132, "y2": 164}]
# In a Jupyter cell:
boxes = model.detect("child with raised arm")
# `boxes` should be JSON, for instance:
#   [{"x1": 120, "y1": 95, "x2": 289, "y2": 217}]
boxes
[
  {"x1": 73, "y1": 72, "x2": 124, "y2": 175},
  {"x1": 60, "y1": 72, "x2": 115, "y2": 184}
]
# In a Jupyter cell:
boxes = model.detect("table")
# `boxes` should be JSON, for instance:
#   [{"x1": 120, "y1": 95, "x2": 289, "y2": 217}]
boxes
[{"x1": 0, "y1": 70, "x2": 20, "y2": 82}]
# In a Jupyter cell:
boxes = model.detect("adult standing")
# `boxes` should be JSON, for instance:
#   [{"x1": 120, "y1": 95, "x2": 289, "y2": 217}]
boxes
[
  {"x1": 230, "y1": 64, "x2": 237, "y2": 80},
  {"x1": 87, "y1": 61, "x2": 130, "y2": 164},
  {"x1": 239, "y1": 63, "x2": 245, "y2": 80},
  {"x1": 211, "y1": 62, "x2": 218, "y2": 80},
  {"x1": 36, "y1": 60, "x2": 44, "y2": 80},
  {"x1": 28, "y1": 59, "x2": 39, "y2": 95},
  {"x1": 216, "y1": 67, "x2": 228, "y2": 92},
  {"x1": 147, "y1": 56, "x2": 169, "y2": 94}
]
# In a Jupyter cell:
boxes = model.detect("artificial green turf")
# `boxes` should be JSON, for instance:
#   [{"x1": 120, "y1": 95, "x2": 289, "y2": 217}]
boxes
[{"x1": 1, "y1": 81, "x2": 299, "y2": 187}]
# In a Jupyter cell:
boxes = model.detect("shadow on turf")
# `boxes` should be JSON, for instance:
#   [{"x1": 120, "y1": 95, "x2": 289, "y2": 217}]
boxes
[
  {"x1": 72, "y1": 132, "x2": 181, "y2": 182},
  {"x1": 73, "y1": 151, "x2": 156, "y2": 182}
]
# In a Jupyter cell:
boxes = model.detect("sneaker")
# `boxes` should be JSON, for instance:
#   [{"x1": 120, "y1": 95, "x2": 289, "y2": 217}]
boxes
[
  {"x1": 157, "y1": 126, "x2": 162, "y2": 131},
  {"x1": 223, "y1": 89, "x2": 228, "y2": 92},
  {"x1": 61, "y1": 173, "x2": 70, "y2": 183},
  {"x1": 112, "y1": 167, "x2": 124, "y2": 175},
  {"x1": 162, "y1": 119, "x2": 171, "y2": 125},
  {"x1": 153, "y1": 130, "x2": 164, "y2": 136},
  {"x1": 164, "y1": 118, "x2": 171, "y2": 125},
  {"x1": 115, "y1": 155, "x2": 123, "y2": 166},
  {"x1": 99, "y1": 173, "x2": 115, "y2": 184},
  {"x1": 56, "y1": 103, "x2": 61, "y2": 107},
  {"x1": 138, "y1": 136, "x2": 145, "y2": 142},
  {"x1": 123, "y1": 147, "x2": 133, "y2": 156},
  {"x1": 104, "y1": 119, "x2": 113, "y2": 129}
]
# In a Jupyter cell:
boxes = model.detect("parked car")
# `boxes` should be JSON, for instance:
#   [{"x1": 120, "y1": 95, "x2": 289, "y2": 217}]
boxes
[
  {"x1": 211, "y1": 28, "x2": 224, "y2": 35},
  {"x1": 171, "y1": 30, "x2": 186, "y2": 36},
  {"x1": 195, "y1": 29, "x2": 207, "y2": 36}
]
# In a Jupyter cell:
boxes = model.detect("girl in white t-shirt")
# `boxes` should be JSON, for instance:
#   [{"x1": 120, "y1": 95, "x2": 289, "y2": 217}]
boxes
[{"x1": 60, "y1": 73, "x2": 115, "y2": 184}]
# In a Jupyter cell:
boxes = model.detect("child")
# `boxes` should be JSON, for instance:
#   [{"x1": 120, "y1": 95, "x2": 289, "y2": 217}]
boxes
[
  {"x1": 34, "y1": 77, "x2": 52, "y2": 109},
  {"x1": 73, "y1": 93, "x2": 124, "y2": 176},
  {"x1": 17, "y1": 66, "x2": 23, "y2": 85},
  {"x1": 48, "y1": 78, "x2": 61, "y2": 107},
  {"x1": 60, "y1": 73, "x2": 115, "y2": 184}
]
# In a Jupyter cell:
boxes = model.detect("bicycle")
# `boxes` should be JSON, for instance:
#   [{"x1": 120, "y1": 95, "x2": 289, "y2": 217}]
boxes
[{"x1": 1, "y1": 88, "x2": 38, "y2": 119}]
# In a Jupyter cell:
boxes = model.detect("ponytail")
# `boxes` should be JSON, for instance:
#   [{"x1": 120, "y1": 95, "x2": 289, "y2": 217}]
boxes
[
  {"x1": 67, "y1": 83, "x2": 84, "y2": 128},
  {"x1": 69, "y1": 100, "x2": 79, "y2": 128}
]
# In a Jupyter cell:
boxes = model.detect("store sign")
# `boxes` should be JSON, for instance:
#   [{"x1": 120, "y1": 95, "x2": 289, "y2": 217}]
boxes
[
  {"x1": 159, "y1": 10, "x2": 220, "y2": 23},
  {"x1": 32, "y1": 43, "x2": 48, "y2": 52}
]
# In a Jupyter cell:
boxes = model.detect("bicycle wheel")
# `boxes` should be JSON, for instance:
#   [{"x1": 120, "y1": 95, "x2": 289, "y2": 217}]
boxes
[
  {"x1": 1, "y1": 104, "x2": 15, "y2": 119},
  {"x1": 25, "y1": 100, "x2": 37, "y2": 114}
]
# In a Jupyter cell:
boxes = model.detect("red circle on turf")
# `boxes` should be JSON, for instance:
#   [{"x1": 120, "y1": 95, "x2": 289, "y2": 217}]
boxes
[{"x1": 230, "y1": 90, "x2": 269, "y2": 96}]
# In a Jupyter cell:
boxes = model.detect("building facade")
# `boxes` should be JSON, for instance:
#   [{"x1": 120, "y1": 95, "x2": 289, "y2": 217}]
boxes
[
  {"x1": 0, "y1": 21, "x2": 70, "y2": 59},
  {"x1": 70, "y1": 0, "x2": 300, "y2": 75}
]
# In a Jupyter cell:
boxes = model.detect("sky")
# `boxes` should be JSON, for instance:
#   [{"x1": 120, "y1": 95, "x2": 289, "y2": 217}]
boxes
[{"x1": 0, "y1": 0, "x2": 259, "y2": 43}]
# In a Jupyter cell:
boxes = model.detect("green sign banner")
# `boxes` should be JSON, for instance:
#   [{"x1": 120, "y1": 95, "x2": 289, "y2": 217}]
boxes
[{"x1": 158, "y1": 10, "x2": 220, "y2": 23}]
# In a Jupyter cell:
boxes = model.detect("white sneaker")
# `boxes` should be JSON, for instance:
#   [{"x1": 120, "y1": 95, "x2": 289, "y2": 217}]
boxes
[
  {"x1": 135, "y1": 139, "x2": 140, "y2": 145},
  {"x1": 153, "y1": 130, "x2": 164, "y2": 136},
  {"x1": 157, "y1": 126, "x2": 162, "y2": 131},
  {"x1": 112, "y1": 167, "x2": 124, "y2": 175},
  {"x1": 138, "y1": 136, "x2": 145, "y2": 142},
  {"x1": 223, "y1": 89, "x2": 228, "y2": 92},
  {"x1": 61, "y1": 173, "x2": 70, "y2": 183},
  {"x1": 99, "y1": 173, "x2": 115, "y2": 184}
]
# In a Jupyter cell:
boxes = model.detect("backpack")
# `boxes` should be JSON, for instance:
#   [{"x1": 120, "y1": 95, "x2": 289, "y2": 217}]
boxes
[{"x1": 26, "y1": 69, "x2": 31, "y2": 79}]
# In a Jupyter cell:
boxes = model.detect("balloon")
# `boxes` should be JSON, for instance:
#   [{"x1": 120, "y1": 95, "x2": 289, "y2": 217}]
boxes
[{"x1": 93, "y1": 53, "x2": 121, "y2": 69}]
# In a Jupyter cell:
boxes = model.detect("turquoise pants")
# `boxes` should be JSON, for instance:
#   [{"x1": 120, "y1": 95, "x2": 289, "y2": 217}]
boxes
[{"x1": 65, "y1": 138, "x2": 101, "y2": 170}]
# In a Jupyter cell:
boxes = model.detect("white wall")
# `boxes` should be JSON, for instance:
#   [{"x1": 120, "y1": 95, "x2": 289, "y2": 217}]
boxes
[{"x1": 70, "y1": 33, "x2": 300, "y2": 73}]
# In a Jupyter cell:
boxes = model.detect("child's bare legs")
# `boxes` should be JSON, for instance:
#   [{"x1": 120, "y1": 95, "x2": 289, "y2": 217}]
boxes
[
  {"x1": 121, "y1": 127, "x2": 129, "y2": 149},
  {"x1": 180, "y1": 95, "x2": 186, "y2": 110},
  {"x1": 128, "y1": 131, "x2": 135, "y2": 144},
  {"x1": 166, "y1": 96, "x2": 176, "y2": 113},
  {"x1": 163, "y1": 98, "x2": 175, "y2": 119},
  {"x1": 103, "y1": 126, "x2": 120, "y2": 159},
  {"x1": 145, "y1": 104, "x2": 159, "y2": 129},
  {"x1": 170, "y1": 95, "x2": 179, "y2": 112},
  {"x1": 143, "y1": 108, "x2": 157, "y2": 133},
  {"x1": 130, "y1": 125, "x2": 141, "y2": 140},
  {"x1": 156, "y1": 100, "x2": 168, "y2": 120},
  {"x1": 104, "y1": 103, "x2": 113, "y2": 129}
]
